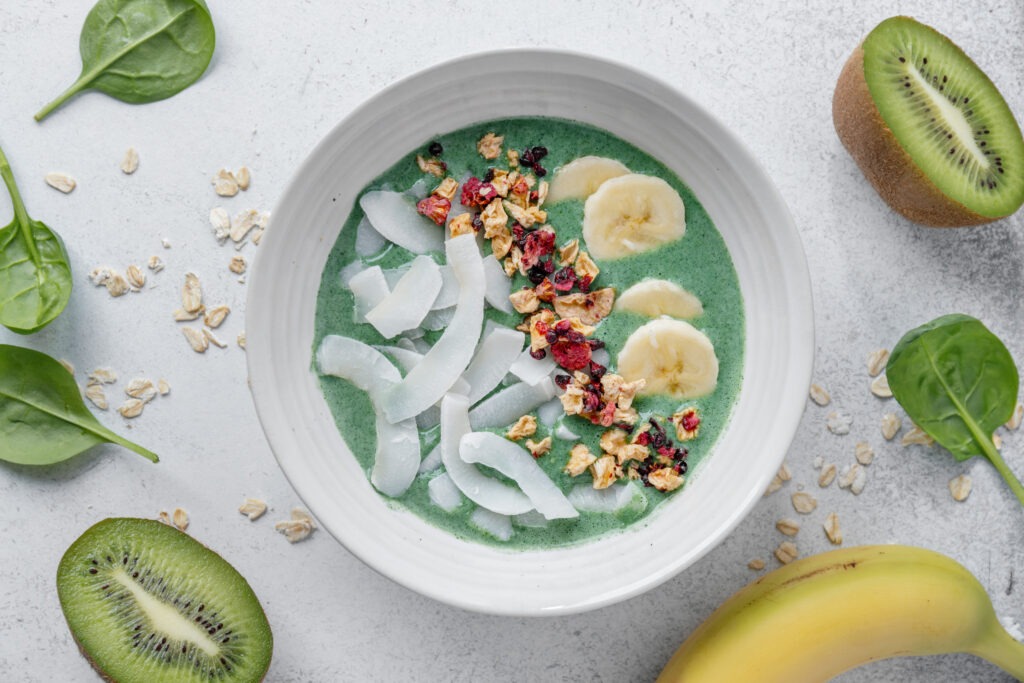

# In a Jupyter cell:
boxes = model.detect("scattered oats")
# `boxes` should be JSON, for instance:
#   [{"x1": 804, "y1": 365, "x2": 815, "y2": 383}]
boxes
[
  {"x1": 59, "y1": 358, "x2": 75, "y2": 375},
  {"x1": 235, "y1": 166, "x2": 251, "y2": 191},
  {"x1": 118, "y1": 398, "x2": 145, "y2": 418},
  {"x1": 120, "y1": 147, "x2": 139, "y2": 174},
  {"x1": 229, "y1": 255, "x2": 247, "y2": 274},
  {"x1": 173, "y1": 308, "x2": 200, "y2": 322},
  {"x1": 764, "y1": 464, "x2": 791, "y2": 496},
  {"x1": 230, "y1": 208, "x2": 260, "y2": 242},
  {"x1": 157, "y1": 511, "x2": 172, "y2": 526},
  {"x1": 105, "y1": 273, "x2": 130, "y2": 297},
  {"x1": 172, "y1": 508, "x2": 189, "y2": 531},
  {"x1": 747, "y1": 558, "x2": 766, "y2": 571},
  {"x1": 88, "y1": 266, "x2": 114, "y2": 286},
  {"x1": 238, "y1": 498, "x2": 267, "y2": 521},
  {"x1": 204, "y1": 305, "x2": 230, "y2": 329},
  {"x1": 237, "y1": 331, "x2": 247, "y2": 349},
  {"x1": 476, "y1": 132, "x2": 504, "y2": 160},
  {"x1": 818, "y1": 463, "x2": 837, "y2": 488},
  {"x1": 812, "y1": 455, "x2": 824, "y2": 469},
  {"x1": 88, "y1": 368, "x2": 118, "y2": 385},
  {"x1": 147, "y1": 255, "x2": 164, "y2": 272},
  {"x1": 808, "y1": 383, "x2": 831, "y2": 406},
  {"x1": 203, "y1": 328, "x2": 227, "y2": 349},
  {"x1": 181, "y1": 272, "x2": 203, "y2": 313},
  {"x1": 791, "y1": 491, "x2": 817, "y2": 514},
  {"x1": 275, "y1": 508, "x2": 316, "y2": 543},
  {"x1": 161, "y1": 238, "x2": 171, "y2": 249},
  {"x1": 854, "y1": 441, "x2": 875, "y2": 465},
  {"x1": 182, "y1": 327, "x2": 208, "y2": 353},
  {"x1": 901, "y1": 424, "x2": 934, "y2": 447},
  {"x1": 775, "y1": 541, "x2": 798, "y2": 565},
  {"x1": 125, "y1": 378, "x2": 157, "y2": 403},
  {"x1": 237, "y1": 275, "x2": 246, "y2": 284},
  {"x1": 881, "y1": 412, "x2": 902, "y2": 440},
  {"x1": 870, "y1": 373, "x2": 892, "y2": 398},
  {"x1": 157, "y1": 378, "x2": 170, "y2": 395},
  {"x1": 826, "y1": 411, "x2": 852, "y2": 435},
  {"x1": 213, "y1": 168, "x2": 239, "y2": 197},
  {"x1": 838, "y1": 463, "x2": 867, "y2": 494},
  {"x1": 949, "y1": 474, "x2": 972, "y2": 502},
  {"x1": 84, "y1": 384, "x2": 108, "y2": 410},
  {"x1": 126, "y1": 264, "x2": 146, "y2": 290},
  {"x1": 209, "y1": 207, "x2": 231, "y2": 242},
  {"x1": 45, "y1": 171, "x2": 76, "y2": 193},
  {"x1": 1007, "y1": 402, "x2": 1024, "y2": 431},
  {"x1": 993, "y1": 432, "x2": 1003, "y2": 450},
  {"x1": 823, "y1": 512, "x2": 842, "y2": 545},
  {"x1": 777, "y1": 463, "x2": 792, "y2": 482},
  {"x1": 866, "y1": 348, "x2": 890, "y2": 377},
  {"x1": 775, "y1": 518, "x2": 800, "y2": 536}
]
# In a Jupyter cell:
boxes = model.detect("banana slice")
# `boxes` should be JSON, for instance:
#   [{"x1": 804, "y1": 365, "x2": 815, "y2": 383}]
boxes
[
  {"x1": 615, "y1": 279, "x2": 703, "y2": 319},
  {"x1": 582, "y1": 174, "x2": 686, "y2": 260},
  {"x1": 616, "y1": 319, "x2": 717, "y2": 398},
  {"x1": 546, "y1": 156, "x2": 630, "y2": 204}
]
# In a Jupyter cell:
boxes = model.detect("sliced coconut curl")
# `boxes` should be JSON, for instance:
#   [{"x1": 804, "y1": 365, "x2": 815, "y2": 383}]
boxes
[
  {"x1": 380, "y1": 234, "x2": 485, "y2": 424},
  {"x1": 482, "y1": 255, "x2": 513, "y2": 313},
  {"x1": 460, "y1": 432, "x2": 578, "y2": 520},
  {"x1": 439, "y1": 393, "x2": 533, "y2": 515},
  {"x1": 365, "y1": 255, "x2": 442, "y2": 339},
  {"x1": 461, "y1": 327, "x2": 525, "y2": 405},
  {"x1": 315, "y1": 335, "x2": 419, "y2": 497},
  {"x1": 360, "y1": 190, "x2": 444, "y2": 254},
  {"x1": 469, "y1": 378, "x2": 556, "y2": 429},
  {"x1": 470, "y1": 507, "x2": 513, "y2": 541},
  {"x1": 347, "y1": 266, "x2": 389, "y2": 321},
  {"x1": 385, "y1": 263, "x2": 458, "y2": 311},
  {"x1": 509, "y1": 346, "x2": 556, "y2": 386},
  {"x1": 568, "y1": 482, "x2": 648, "y2": 515},
  {"x1": 428, "y1": 472, "x2": 463, "y2": 512}
]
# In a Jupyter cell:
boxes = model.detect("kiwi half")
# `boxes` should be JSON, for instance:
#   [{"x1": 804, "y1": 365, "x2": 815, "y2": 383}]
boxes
[
  {"x1": 57, "y1": 518, "x2": 272, "y2": 683},
  {"x1": 833, "y1": 16, "x2": 1024, "y2": 226}
]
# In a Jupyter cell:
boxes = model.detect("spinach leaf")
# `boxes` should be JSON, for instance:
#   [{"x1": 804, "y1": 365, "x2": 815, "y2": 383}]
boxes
[
  {"x1": 35, "y1": 0, "x2": 216, "y2": 121},
  {"x1": 0, "y1": 143, "x2": 73, "y2": 334},
  {"x1": 0, "y1": 345, "x2": 158, "y2": 465},
  {"x1": 887, "y1": 314, "x2": 1024, "y2": 506}
]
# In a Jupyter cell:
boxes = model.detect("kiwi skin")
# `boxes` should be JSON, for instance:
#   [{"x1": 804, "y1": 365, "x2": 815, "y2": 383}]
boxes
[{"x1": 833, "y1": 27, "x2": 1008, "y2": 227}]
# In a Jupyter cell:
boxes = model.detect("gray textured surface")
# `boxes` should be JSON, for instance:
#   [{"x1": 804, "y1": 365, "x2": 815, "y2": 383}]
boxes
[{"x1": 1, "y1": 1, "x2": 1023, "y2": 681}]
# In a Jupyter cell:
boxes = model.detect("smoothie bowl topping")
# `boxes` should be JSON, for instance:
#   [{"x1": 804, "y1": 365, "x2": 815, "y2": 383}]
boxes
[{"x1": 313, "y1": 118, "x2": 743, "y2": 547}]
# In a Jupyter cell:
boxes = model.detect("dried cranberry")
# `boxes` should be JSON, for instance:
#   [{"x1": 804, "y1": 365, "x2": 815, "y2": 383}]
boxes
[
  {"x1": 527, "y1": 263, "x2": 548, "y2": 284},
  {"x1": 578, "y1": 275, "x2": 593, "y2": 293},
  {"x1": 529, "y1": 190, "x2": 539, "y2": 203},
  {"x1": 428, "y1": 141, "x2": 443, "y2": 156},
  {"x1": 483, "y1": 168, "x2": 495, "y2": 183},
  {"x1": 545, "y1": 331, "x2": 558, "y2": 343},
  {"x1": 582, "y1": 386, "x2": 602, "y2": 412},
  {"x1": 416, "y1": 195, "x2": 451, "y2": 226},
  {"x1": 552, "y1": 266, "x2": 576, "y2": 291},
  {"x1": 634, "y1": 432, "x2": 651, "y2": 446},
  {"x1": 471, "y1": 215, "x2": 484, "y2": 232},
  {"x1": 553, "y1": 319, "x2": 573, "y2": 334},
  {"x1": 512, "y1": 223, "x2": 528, "y2": 248},
  {"x1": 531, "y1": 146, "x2": 548, "y2": 160},
  {"x1": 588, "y1": 339, "x2": 605, "y2": 350},
  {"x1": 520, "y1": 148, "x2": 536, "y2": 166},
  {"x1": 529, "y1": 348, "x2": 547, "y2": 360},
  {"x1": 551, "y1": 339, "x2": 592, "y2": 371},
  {"x1": 657, "y1": 446, "x2": 676, "y2": 458},
  {"x1": 534, "y1": 165, "x2": 547, "y2": 178},
  {"x1": 616, "y1": 422, "x2": 635, "y2": 433},
  {"x1": 681, "y1": 412, "x2": 701, "y2": 432},
  {"x1": 554, "y1": 374, "x2": 571, "y2": 389},
  {"x1": 588, "y1": 361, "x2": 606, "y2": 380},
  {"x1": 677, "y1": 461, "x2": 689, "y2": 474}
]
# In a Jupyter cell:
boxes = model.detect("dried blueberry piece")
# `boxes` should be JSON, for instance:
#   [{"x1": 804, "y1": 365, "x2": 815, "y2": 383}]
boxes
[{"x1": 428, "y1": 141, "x2": 443, "y2": 156}]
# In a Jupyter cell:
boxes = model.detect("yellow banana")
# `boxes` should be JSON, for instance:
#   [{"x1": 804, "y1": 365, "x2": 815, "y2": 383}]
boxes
[{"x1": 658, "y1": 545, "x2": 1024, "y2": 682}]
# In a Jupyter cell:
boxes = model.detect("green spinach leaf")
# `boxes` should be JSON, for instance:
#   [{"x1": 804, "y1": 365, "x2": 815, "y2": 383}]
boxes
[
  {"x1": 0, "y1": 143, "x2": 73, "y2": 334},
  {"x1": 35, "y1": 0, "x2": 216, "y2": 121},
  {"x1": 887, "y1": 314, "x2": 1024, "y2": 505},
  {"x1": 0, "y1": 345, "x2": 158, "y2": 465}
]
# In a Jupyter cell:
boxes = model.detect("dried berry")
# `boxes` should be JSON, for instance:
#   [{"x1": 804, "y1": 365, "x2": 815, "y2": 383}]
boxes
[
  {"x1": 588, "y1": 361, "x2": 606, "y2": 381},
  {"x1": 552, "y1": 266, "x2": 577, "y2": 292},
  {"x1": 534, "y1": 165, "x2": 547, "y2": 178},
  {"x1": 588, "y1": 339, "x2": 605, "y2": 350},
  {"x1": 531, "y1": 146, "x2": 548, "y2": 160},
  {"x1": 521, "y1": 148, "x2": 536, "y2": 166},
  {"x1": 529, "y1": 348, "x2": 547, "y2": 360},
  {"x1": 460, "y1": 177, "x2": 488, "y2": 208},
  {"x1": 681, "y1": 411, "x2": 701, "y2": 433},
  {"x1": 483, "y1": 168, "x2": 495, "y2": 183},
  {"x1": 551, "y1": 339, "x2": 592, "y2": 371},
  {"x1": 554, "y1": 374, "x2": 571, "y2": 389},
  {"x1": 471, "y1": 215, "x2": 484, "y2": 232},
  {"x1": 578, "y1": 275, "x2": 593, "y2": 293},
  {"x1": 521, "y1": 230, "x2": 556, "y2": 268},
  {"x1": 428, "y1": 141, "x2": 443, "y2": 156},
  {"x1": 416, "y1": 195, "x2": 451, "y2": 226}
]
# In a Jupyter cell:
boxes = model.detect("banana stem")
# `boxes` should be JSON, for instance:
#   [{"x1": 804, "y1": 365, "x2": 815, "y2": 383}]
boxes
[{"x1": 973, "y1": 622, "x2": 1024, "y2": 680}]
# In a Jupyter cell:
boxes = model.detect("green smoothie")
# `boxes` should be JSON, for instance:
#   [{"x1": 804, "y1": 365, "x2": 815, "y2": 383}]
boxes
[{"x1": 313, "y1": 117, "x2": 744, "y2": 549}]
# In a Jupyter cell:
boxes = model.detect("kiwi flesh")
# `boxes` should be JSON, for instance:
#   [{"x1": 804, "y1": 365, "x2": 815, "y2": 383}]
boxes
[
  {"x1": 833, "y1": 16, "x2": 1024, "y2": 226},
  {"x1": 57, "y1": 518, "x2": 272, "y2": 683}
]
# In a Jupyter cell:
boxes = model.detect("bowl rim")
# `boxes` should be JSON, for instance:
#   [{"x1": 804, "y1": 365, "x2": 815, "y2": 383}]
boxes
[{"x1": 247, "y1": 47, "x2": 814, "y2": 616}]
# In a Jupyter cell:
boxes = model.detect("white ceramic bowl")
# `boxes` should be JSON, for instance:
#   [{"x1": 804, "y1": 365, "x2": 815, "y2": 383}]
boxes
[{"x1": 247, "y1": 49, "x2": 813, "y2": 616}]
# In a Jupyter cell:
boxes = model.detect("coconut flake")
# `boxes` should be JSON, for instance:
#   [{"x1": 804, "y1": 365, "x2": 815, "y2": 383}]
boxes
[
  {"x1": 339, "y1": 260, "x2": 366, "y2": 286},
  {"x1": 537, "y1": 398, "x2": 564, "y2": 428},
  {"x1": 482, "y1": 255, "x2": 513, "y2": 313},
  {"x1": 316, "y1": 336, "x2": 418, "y2": 496},
  {"x1": 509, "y1": 346, "x2": 556, "y2": 385},
  {"x1": 347, "y1": 266, "x2": 390, "y2": 321},
  {"x1": 512, "y1": 510, "x2": 549, "y2": 528},
  {"x1": 460, "y1": 432, "x2": 578, "y2": 520},
  {"x1": 568, "y1": 482, "x2": 647, "y2": 514},
  {"x1": 365, "y1": 255, "x2": 442, "y2": 339},
  {"x1": 355, "y1": 216, "x2": 387, "y2": 257},
  {"x1": 360, "y1": 190, "x2": 444, "y2": 254},
  {"x1": 418, "y1": 444, "x2": 443, "y2": 474},
  {"x1": 376, "y1": 345, "x2": 425, "y2": 374},
  {"x1": 420, "y1": 306, "x2": 456, "y2": 331},
  {"x1": 469, "y1": 507, "x2": 513, "y2": 541},
  {"x1": 428, "y1": 472, "x2": 463, "y2": 512},
  {"x1": 469, "y1": 378, "x2": 557, "y2": 429},
  {"x1": 405, "y1": 178, "x2": 429, "y2": 200},
  {"x1": 461, "y1": 327, "x2": 525, "y2": 404},
  {"x1": 439, "y1": 394, "x2": 532, "y2": 515},
  {"x1": 431, "y1": 265, "x2": 459, "y2": 310},
  {"x1": 381, "y1": 235, "x2": 485, "y2": 423},
  {"x1": 555, "y1": 424, "x2": 580, "y2": 441}
]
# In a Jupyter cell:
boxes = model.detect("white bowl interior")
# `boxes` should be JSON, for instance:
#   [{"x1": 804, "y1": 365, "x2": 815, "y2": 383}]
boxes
[{"x1": 247, "y1": 50, "x2": 813, "y2": 616}]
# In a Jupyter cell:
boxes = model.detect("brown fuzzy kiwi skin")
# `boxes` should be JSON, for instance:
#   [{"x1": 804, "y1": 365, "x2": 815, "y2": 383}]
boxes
[{"x1": 833, "y1": 44, "x2": 997, "y2": 228}]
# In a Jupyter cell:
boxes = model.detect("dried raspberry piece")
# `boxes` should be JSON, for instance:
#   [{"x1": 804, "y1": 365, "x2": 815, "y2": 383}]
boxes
[
  {"x1": 416, "y1": 195, "x2": 451, "y2": 226},
  {"x1": 681, "y1": 411, "x2": 701, "y2": 433},
  {"x1": 551, "y1": 339, "x2": 592, "y2": 371},
  {"x1": 521, "y1": 230, "x2": 555, "y2": 268},
  {"x1": 552, "y1": 266, "x2": 577, "y2": 292},
  {"x1": 460, "y1": 177, "x2": 484, "y2": 207},
  {"x1": 477, "y1": 183, "x2": 499, "y2": 203}
]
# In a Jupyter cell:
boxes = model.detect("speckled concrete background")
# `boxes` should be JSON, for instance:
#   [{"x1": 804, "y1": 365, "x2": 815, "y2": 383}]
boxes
[{"x1": 1, "y1": 1, "x2": 1023, "y2": 681}]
